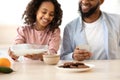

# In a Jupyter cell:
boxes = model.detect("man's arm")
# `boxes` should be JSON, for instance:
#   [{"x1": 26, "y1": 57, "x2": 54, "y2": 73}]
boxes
[{"x1": 60, "y1": 25, "x2": 74, "y2": 60}]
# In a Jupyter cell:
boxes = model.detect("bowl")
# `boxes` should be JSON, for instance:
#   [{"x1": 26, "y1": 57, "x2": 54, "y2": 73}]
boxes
[
  {"x1": 10, "y1": 44, "x2": 48, "y2": 56},
  {"x1": 43, "y1": 54, "x2": 60, "y2": 65}
]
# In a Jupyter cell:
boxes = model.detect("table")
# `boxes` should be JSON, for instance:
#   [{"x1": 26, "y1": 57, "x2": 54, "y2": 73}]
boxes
[{"x1": 0, "y1": 59, "x2": 120, "y2": 80}]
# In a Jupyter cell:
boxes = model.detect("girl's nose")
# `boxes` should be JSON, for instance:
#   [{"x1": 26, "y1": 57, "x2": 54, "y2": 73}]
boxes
[{"x1": 44, "y1": 14, "x2": 50, "y2": 19}]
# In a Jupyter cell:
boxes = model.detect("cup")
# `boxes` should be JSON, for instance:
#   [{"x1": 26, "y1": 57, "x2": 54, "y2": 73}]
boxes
[{"x1": 76, "y1": 44, "x2": 90, "y2": 51}]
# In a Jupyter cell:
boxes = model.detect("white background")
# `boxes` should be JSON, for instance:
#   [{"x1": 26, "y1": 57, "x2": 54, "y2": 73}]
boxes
[
  {"x1": 59, "y1": 0, "x2": 120, "y2": 36},
  {"x1": 0, "y1": 0, "x2": 120, "y2": 58},
  {"x1": 0, "y1": 0, "x2": 120, "y2": 36}
]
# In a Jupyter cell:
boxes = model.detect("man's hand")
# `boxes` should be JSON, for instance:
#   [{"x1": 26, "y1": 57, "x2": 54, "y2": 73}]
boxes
[{"x1": 73, "y1": 48, "x2": 91, "y2": 61}]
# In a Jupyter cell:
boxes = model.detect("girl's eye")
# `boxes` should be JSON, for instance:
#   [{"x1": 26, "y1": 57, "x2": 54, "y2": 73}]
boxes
[
  {"x1": 42, "y1": 12, "x2": 47, "y2": 14},
  {"x1": 41, "y1": 11, "x2": 54, "y2": 17}
]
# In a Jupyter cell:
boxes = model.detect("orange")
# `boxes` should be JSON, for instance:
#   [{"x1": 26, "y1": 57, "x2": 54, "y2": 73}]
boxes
[{"x1": 0, "y1": 57, "x2": 11, "y2": 68}]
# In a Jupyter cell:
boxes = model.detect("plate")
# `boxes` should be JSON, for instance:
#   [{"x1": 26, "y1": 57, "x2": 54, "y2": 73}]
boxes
[
  {"x1": 10, "y1": 44, "x2": 48, "y2": 56},
  {"x1": 56, "y1": 63, "x2": 95, "y2": 72}
]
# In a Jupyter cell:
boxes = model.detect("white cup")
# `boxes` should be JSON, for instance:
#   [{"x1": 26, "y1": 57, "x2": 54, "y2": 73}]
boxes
[{"x1": 76, "y1": 44, "x2": 90, "y2": 51}]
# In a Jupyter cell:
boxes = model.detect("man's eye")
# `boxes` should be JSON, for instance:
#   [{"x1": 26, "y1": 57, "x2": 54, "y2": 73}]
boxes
[{"x1": 49, "y1": 14, "x2": 54, "y2": 17}]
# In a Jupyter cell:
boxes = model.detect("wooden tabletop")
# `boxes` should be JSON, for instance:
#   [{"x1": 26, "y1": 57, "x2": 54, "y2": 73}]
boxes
[{"x1": 0, "y1": 59, "x2": 120, "y2": 80}]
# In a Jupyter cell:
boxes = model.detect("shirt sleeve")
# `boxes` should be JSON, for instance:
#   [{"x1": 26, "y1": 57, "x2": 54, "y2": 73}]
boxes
[
  {"x1": 14, "y1": 27, "x2": 26, "y2": 44},
  {"x1": 60, "y1": 24, "x2": 74, "y2": 60},
  {"x1": 48, "y1": 28, "x2": 61, "y2": 54}
]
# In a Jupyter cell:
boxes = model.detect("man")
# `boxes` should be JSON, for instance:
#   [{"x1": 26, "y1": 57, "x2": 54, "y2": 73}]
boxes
[{"x1": 60, "y1": 0, "x2": 120, "y2": 60}]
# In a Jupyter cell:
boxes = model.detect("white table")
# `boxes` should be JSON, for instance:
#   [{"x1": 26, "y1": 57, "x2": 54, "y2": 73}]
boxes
[{"x1": 0, "y1": 59, "x2": 120, "y2": 80}]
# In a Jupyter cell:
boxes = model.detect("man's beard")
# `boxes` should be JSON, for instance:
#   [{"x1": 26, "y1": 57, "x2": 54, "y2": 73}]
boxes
[{"x1": 79, "y1": 2, "x2": 100, "y2": 18}]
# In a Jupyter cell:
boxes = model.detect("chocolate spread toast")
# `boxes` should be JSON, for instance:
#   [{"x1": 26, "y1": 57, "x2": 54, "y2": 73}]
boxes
[{"x1": 59, "y1": 62, "x2": 89, "y2": 68}]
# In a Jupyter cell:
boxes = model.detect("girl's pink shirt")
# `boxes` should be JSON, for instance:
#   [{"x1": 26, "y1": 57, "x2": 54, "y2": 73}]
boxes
[{"x1": 14, "y1": 26, "x2": 61, "y2": 53}]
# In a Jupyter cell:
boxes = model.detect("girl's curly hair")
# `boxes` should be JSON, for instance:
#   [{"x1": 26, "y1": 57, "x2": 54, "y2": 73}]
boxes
[{"x1": 22, "y1": 0, "x2": 63, "y2": 32}]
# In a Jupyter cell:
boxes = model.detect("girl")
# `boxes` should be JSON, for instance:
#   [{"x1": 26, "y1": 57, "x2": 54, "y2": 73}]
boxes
[{"x1": 9, "y1": 0, "x2": 63, "y2": 61}]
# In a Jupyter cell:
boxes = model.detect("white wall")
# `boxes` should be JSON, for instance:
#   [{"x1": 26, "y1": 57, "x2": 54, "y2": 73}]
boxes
[
  {"x1": 0, "y1": 0, "x2": 120, "y2": 44},
  {"x1": 101, "y1": 0, "x2": 120, "y2": 14},
  {"x1": 0, "y1": 0, "x2": 29, "y2": 25},
  {"x1": 0, "y1": 0, "x2": 120, "y2": 25},
  {"x1": 58, "y1": 0, "x2": 120, "y2": 37},
  {"x1": 58, "y1": 0, "x2": 79, "y2": 36},
  {"x1": 0, "y1": 0, "x2": 120, "y2": 26}
]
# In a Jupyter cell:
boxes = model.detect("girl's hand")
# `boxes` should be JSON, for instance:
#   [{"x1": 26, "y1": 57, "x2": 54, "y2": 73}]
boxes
[
  {"x1": 8, "y1": 48, "x2": 19, "y2": 61},
  {"x1": 24, "y1": 53, "x2": 46, "y2": 61}
]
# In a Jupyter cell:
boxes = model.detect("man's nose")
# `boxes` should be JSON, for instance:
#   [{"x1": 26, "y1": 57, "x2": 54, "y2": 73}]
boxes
[{"x1": 81, "y1": 0, "x2": 90, "y2": 3}]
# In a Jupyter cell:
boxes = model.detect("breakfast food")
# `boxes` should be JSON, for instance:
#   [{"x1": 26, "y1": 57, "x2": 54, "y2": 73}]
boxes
[
  {"x1": 59, "y1": 62, "x2": 89, "y2": 68},
  {"x1": 0, "y1": 57, "x2": 13, "y2": 74},
  {"x1": 0, "y1": 58, "x2": 11, "y2": 67},
  {"x1": 0, "y1": 66, "x2": 13, "y2": 74}
]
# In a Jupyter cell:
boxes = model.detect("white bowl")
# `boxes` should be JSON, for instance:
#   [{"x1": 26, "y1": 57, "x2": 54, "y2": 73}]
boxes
[
  {"x1": 10, "y1": 44, "x2": 48, "y2": 56},
  {"x1": 43, "y1": 54, "x2": 60, "y2": 65}
]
